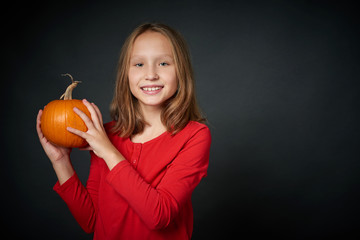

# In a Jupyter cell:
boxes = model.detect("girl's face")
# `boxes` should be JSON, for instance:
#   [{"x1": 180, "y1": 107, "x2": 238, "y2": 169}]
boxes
[{"x1": 128, "y1": 31, "x2": 178, "y2": 111}]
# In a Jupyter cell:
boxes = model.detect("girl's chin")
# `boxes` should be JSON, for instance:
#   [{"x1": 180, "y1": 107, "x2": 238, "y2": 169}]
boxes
[{"x1": 138, "y1": 100, "x2": 165, "y2": 108}]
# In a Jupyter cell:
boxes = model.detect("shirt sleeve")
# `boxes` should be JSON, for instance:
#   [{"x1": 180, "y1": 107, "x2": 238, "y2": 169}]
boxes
[
  {"x1": 105, "y1": 126, "x2": 211, "y2": 230},
  {"x1": 53, "y1": 152, "x2": 101, "y2": 233}
]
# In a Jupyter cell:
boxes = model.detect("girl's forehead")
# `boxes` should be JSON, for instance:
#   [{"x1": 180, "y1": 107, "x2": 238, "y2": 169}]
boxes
[{"x1": 131, "y1": 31, "x2": 173, "y2": 56}]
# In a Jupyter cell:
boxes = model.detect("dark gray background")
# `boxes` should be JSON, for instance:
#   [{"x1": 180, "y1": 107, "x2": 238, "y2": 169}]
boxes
[{"x1": 2, "y1": 0, "x2": 359, "y2": 239}]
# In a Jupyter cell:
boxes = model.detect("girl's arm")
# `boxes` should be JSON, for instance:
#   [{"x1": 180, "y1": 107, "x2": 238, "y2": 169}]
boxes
[
  {"x1": 53, "y1": 152, "x2": 100, "y2": 233},
  {"x1": 37, "y1": 109, "x2": 98, "y2": 233},
  {"x1": 36, "y1": 109, "x2": 74, "y2": 185}
]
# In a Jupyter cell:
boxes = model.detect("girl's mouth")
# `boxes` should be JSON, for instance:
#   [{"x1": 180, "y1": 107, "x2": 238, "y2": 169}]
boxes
[{"x1": 140, "y1": 86, "x2": 164, "y2": 95}]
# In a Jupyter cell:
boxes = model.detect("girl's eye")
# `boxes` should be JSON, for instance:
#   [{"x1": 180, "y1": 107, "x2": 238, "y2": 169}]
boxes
[
  {"x1": 135, "y1": 63, "x2": 144, "y2": 67},
  {"x1": 159, "y1": 62, "x2": 169, "y2": 66}
]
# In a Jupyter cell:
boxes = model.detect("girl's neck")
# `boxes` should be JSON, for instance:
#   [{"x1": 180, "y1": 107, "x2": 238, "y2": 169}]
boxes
[
  {"x1": 131, "y1": 104, "x2": 166, "y2": 143},
  {"x1": 141, "y1": 104, "x2": 163, "y2": 127}
]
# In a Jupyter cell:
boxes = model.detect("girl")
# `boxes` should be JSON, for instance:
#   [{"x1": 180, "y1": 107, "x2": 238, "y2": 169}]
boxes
[{"x1": 36, "y1": 23, "x2": 211, "y2": 239}]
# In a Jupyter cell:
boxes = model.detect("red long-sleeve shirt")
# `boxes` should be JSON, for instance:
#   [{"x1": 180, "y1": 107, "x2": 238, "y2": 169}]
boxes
[{"x1": 53, "y1": 121, "x2": 211, "y2": 240}]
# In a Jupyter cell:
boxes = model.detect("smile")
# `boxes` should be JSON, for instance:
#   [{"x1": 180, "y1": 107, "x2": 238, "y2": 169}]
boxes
[
  {"x1": 141, "y1": 87, "x2": 162, "y2": 91},
  {"x1": 140, "y1": 85, "x2": 164, "y2": 95}
]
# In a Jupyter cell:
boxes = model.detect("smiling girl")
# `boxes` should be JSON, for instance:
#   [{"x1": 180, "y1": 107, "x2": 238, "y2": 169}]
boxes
[{"x1": 36, "y1": 23, "x2": 211, "y2": 239}]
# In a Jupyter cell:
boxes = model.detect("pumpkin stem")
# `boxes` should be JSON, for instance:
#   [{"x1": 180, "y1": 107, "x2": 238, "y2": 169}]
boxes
[{"x1": 60, "y1": 73, "x2": 82, "y2": 100}]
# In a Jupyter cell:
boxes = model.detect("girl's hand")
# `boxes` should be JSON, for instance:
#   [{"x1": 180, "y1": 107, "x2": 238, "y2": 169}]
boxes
[
  {"x1": 66, "y1": 99, "x2": 124, "y2": 169},
  {"x1": 36, "y1": 109, "x2": 71, "y2": 165}
]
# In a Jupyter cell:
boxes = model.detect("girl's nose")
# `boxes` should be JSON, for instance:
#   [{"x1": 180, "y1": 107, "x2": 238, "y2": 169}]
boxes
[
  {"x1": 145, "y1": 66, "x2": 159, "y2": 80},
  {"x1": 145, "y1": 73, "x2": 159, "y2": 81}
]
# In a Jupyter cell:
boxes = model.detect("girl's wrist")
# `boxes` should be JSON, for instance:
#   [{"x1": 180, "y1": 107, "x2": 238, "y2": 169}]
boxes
[
  {"x1": 104, "y1": 148, "x2": 125, "y2": 170},
  {"x1": 51, "y1": 155, "x2": 71, "y2": 168},
  {"x1": 52, "y1": 158, "x2": 75, "y2": 185}
]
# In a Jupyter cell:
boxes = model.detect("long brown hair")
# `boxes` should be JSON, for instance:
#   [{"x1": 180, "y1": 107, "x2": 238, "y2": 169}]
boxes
[{"x1": 110, "y1": 23, "x2": 205, "y2": 137}]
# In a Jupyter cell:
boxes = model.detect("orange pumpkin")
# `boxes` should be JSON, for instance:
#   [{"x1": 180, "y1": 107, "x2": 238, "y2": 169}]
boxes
[{"x1": 41, "y1": 74, "x2": 91, "y2": 148}]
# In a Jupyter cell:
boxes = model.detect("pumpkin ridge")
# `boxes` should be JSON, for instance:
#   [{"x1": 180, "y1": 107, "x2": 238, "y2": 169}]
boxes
[{"x1": 65, "y1": 100, "x2": 68, "y2": 147}]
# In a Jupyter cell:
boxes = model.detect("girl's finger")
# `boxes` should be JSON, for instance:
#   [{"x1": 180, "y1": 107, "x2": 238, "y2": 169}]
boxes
[
  {"x1": 91, "y1": 102, "x2": 103, "y2": 125},
  {"x1": 36, "y1": 110, "x2": 52, "y2": 147},
  {"x1": 79, "y1": 145, "x2": 93, "y2": 151},
  {"x1": 67, "y1": 126, "x2": 87, "y2": 139},
  {"x1": 36, "y1": 110, "x2": 45, "y2": 140},
  {"x1": 82, "y1": 99, "x2": 102, "y2": 129},
  {"x1": 73, "y1": 107, "x2": 95, "y2": 129}
]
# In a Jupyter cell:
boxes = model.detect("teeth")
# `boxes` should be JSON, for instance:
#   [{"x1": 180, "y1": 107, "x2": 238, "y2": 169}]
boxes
[{"x1": 142, "y1": 87, "x2": 162, "y2": 91}]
